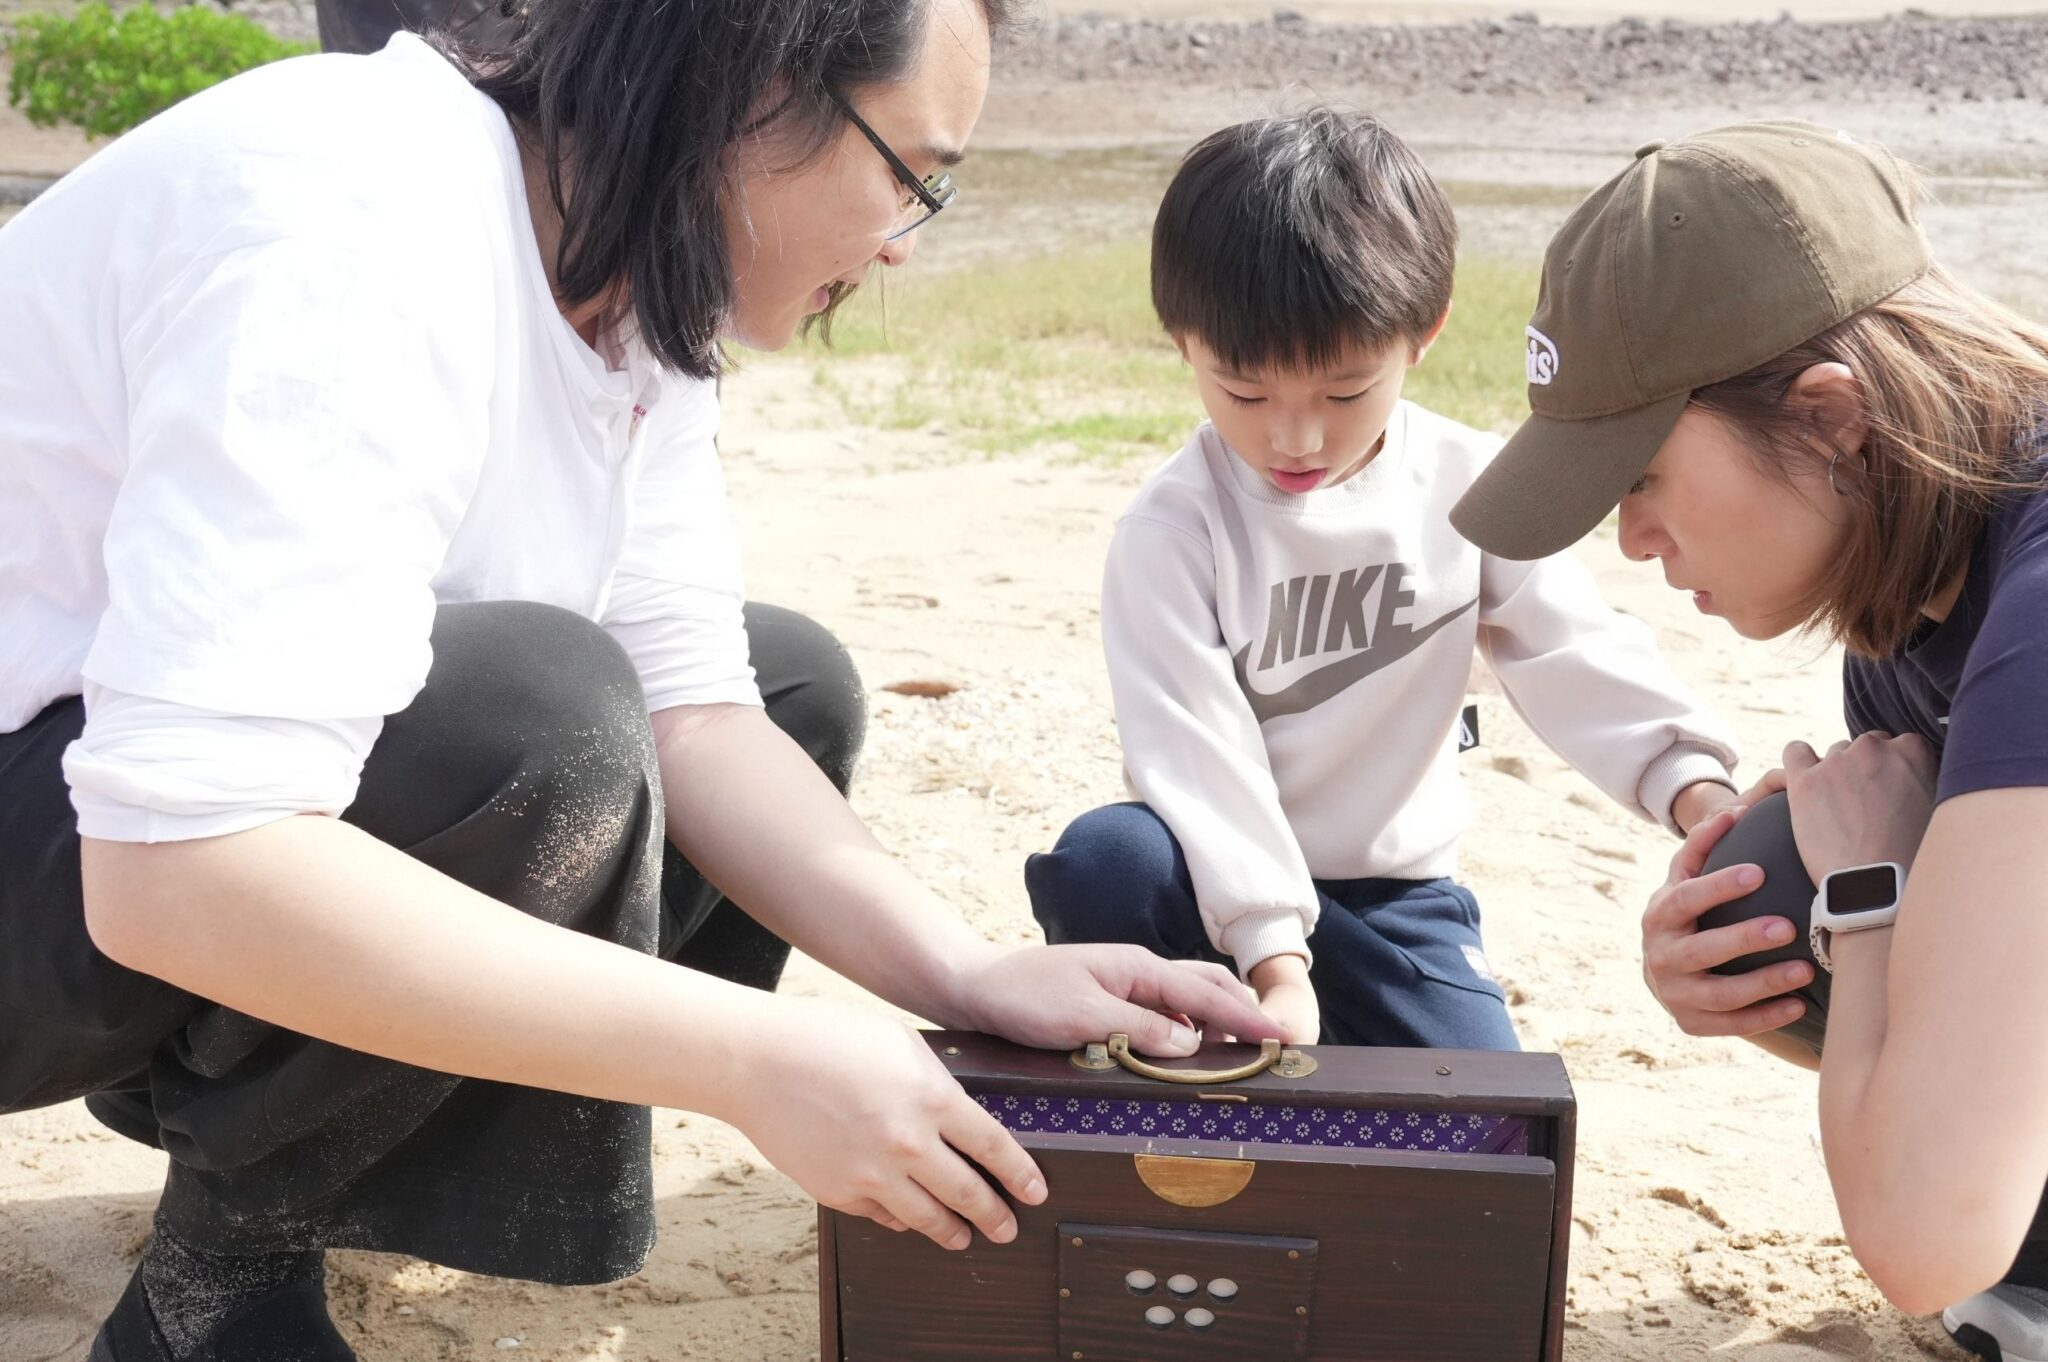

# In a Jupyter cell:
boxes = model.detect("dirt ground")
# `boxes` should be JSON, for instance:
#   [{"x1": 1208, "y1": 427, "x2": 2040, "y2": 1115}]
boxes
[{"x1": 4, "y1": 7, "x2": 2047, "y2": 1361}]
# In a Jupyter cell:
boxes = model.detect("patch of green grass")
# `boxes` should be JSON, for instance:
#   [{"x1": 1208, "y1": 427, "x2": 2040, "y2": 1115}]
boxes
[
  {"x1": 6, "y1": 2, "x2": 311, "y2": 140},
  {"x1": 1409, "y1": 255, "x2": 1543, "y2": 435},
  {"x1": 803, "y1": 241, "x2": 1540, "y2": 461}
]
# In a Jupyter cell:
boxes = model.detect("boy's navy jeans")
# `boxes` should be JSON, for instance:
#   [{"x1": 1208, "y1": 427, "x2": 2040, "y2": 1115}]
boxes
[{"x1": 1026, "y1": 801, "x2": 1519, "y2": 1051}]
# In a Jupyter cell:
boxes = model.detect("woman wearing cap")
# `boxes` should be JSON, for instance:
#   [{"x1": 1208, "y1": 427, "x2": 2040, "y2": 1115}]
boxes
[
  {"x1": 1452, "y1": 121, "x2": 2048, "y2": 1356},
  {"x1": 0, "y1": 2, "x2": 1276, "y2": 1358}
]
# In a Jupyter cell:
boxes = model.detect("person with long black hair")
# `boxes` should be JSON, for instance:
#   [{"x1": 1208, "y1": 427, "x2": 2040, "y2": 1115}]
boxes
[{"x1": 0, "y1": 4, "x2": 1274, "y2": 1358}]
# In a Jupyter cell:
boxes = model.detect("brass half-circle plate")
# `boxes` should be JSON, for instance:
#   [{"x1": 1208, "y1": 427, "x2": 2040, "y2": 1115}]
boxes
[{"x1": 1134, "y1": 1155, "x2": 1256, "y2": 1208}]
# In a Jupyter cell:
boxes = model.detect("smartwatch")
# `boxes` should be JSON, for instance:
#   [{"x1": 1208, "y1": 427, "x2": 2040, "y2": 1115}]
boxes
[{"x1": 1808, "y1": 862, "x2": 1905, "y2": 973}]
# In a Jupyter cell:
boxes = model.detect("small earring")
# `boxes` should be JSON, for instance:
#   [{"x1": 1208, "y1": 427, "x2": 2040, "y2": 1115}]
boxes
[{"x1": 1809, "y1": 435, "x2": 1854, "y2": 498}]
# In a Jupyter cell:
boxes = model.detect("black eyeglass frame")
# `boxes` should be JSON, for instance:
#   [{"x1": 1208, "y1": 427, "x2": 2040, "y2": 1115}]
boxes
[{"x1": 828, "y1": 91, "x2": 957, "y2": 241}]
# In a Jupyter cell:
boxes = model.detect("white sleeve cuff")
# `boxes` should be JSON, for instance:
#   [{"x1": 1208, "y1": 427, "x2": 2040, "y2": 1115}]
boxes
[
  {"x1": 1637, "y1": 742, "x2": 1737, "y2": 835},
  {"x1": 68, "y1": 796, "x2": 331, "y2": 844},
  {"x1": 64, "y1": 684, "x2": 381, "y2": 843},
  {"x1": 1217, "y1": 909, "x2": 1315, "y2": 981},
  {"x1": 603, "y1": 613, "x2": 763, "y2": 715}
]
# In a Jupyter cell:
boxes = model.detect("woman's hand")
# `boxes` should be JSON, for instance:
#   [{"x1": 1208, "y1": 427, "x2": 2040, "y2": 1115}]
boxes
[
  {"x1": 1782, "y1": 733, "x2": 1939, "y2": 885},
  {"x1": 1246, "y1": 953, "x2": 1320, "y2": 1044},
  {"x1": 1732, "y1": 764, "x2": 1790, "y2": 809},
  {"x1": 730, "y1": 998, "x2": 1047, "y2": 1251},
  {"x1": 1641, "y1": 806, "x2": 1814, "y2": 1037},
  {"x1": 949, "y1": 944, "x2": 1280, "y2": 1056}
]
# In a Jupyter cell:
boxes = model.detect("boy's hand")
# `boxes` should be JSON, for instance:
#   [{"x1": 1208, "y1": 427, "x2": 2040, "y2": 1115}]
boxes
[
  {"x1": 1671, "y1": 778, "x2": 1742, "y2": 835},
  {"x1": 1247, "y1": 953, "x2": 1320, "y2": 1045}
]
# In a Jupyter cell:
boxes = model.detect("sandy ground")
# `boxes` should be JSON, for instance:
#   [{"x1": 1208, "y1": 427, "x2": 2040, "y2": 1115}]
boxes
[
  {"x1": 0, "y1": 382, "x2": 1953, "y2": 1362},
  {"x1": 5, "y1": 10, "x2": 2045, "y2": 1360}
]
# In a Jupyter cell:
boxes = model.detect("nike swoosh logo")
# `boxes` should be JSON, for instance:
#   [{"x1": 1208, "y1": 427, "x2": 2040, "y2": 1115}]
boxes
[{"x1": 1231, "y1": 597, "x2": 1478, "y2": 724}]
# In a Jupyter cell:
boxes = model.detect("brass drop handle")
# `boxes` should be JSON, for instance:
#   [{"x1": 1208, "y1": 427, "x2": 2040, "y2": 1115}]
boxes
[{"x1": 1069, "y1": 1032, "x2": 1317, "y2": 1082}]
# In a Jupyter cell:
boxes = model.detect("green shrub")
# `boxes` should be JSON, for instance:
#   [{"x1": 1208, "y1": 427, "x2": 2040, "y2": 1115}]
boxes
[{"x1": 5, "y1": 2, "x2": 311, "y2": 140}]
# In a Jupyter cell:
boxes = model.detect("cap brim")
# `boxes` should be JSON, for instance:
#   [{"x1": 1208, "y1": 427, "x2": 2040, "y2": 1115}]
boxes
[{"x1": 1450, "y1": 392, "x2": 1691, "y2": 561}]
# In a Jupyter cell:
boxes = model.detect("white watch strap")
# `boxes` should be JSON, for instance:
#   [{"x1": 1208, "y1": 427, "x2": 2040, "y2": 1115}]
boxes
[{"x1": 1809, "y1": 922, "x2": 1836, "y2": 975}]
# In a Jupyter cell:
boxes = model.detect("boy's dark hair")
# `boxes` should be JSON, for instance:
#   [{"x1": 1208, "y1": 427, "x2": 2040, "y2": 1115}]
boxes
[
  {"x1": 442, "y1": 0, "x2": 1018, "y2": 381},
  {"x1": 1152, "y1": 110, "x2": 1457, "y2": 373}
]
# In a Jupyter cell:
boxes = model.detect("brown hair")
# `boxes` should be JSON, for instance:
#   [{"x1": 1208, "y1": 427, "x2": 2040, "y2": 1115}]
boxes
[{"x1": 1690, "y1": 264, "x2": 2048, "y2": 657}]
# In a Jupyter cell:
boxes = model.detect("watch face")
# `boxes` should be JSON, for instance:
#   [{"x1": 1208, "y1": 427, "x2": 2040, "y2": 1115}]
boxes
[{"x1": 1829, "y1": 864, "x2": 1899, "y2": 914}]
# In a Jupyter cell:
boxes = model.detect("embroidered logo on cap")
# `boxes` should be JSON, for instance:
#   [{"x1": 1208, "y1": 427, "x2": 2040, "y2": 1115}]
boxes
[{"x1": 1526, "y1": 327, "x2": 1560, "y2": 386}]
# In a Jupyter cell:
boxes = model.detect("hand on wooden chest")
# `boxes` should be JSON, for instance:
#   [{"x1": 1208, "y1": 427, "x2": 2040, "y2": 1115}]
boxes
[
  {"x1": 946, "y1": 945, "x2": 1281, "y2": 1054},
  {"x1": 1248, "y1": 953, "x2": 1320, "y2": 1045},
  {"x1": 719, "y1": 997, "x2": 1048, "y2": 1251}
]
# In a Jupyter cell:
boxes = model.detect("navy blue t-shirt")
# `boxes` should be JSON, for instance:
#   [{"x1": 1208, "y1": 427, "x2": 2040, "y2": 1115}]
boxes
[{"x1": 1844, "y1": 456, "x2": 2048, "y2": 804}]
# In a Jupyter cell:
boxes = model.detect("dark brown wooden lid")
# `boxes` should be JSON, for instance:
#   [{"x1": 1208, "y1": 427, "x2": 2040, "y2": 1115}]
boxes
[{"x1": 925, "y1": 1031, "x2": 1574, "y2": 1116}]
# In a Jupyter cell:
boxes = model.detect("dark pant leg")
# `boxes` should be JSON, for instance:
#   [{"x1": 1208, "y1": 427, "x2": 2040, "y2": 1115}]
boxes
[
  {"x1": 143, "y1": 601, "x2": 671, "y2": 1280},
  {"x1": 1026, "y1": 808, "x2": 1516, "y2": 1051},
  {"x1": 1309, "y1": 878, "x2": 1519, "y2": 1051},
  {"x1": 1024, "y1": 802, "x2": 1222, "y2": 964},
  {"x1": 658, "y1": 603, "x2": 866, "y2": 989},
  {"x1": 0, "y1": 702, "x2": 199, "y2": 1113},
  {"x1": 2000, "y1": 1193, "x2": 2048, "y2": 1289},
  {"x1": 2, "y1": 603, "x2": 665, "y2": 1279},
  {"x1": 1, "y1": 600, "x2": 865, "y2": 1282}
]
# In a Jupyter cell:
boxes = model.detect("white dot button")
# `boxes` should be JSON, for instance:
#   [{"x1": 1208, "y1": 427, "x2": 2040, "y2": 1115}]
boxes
[
  {"x1": 1208, "y1": 1277, "x2": 1239, "y2": 1300},
  {"x1": 1184, "y1": 1308, "x2": 1216, "y2": 1329},
  {"x1": 1125, "y1": 1270, "x2": 1156, "y2": 1293},
  {"x1": 1144, "y1": 1306, "x2": 1174, "y2": 1328},
  {"x1": 1166, "y1": 1274, "x2": 1198, "y2": 1296}
]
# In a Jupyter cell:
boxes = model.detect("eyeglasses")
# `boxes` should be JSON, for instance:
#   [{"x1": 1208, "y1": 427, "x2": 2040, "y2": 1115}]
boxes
[{"x1": 829, "y1": 91, "x2": 957, "y2": 242}]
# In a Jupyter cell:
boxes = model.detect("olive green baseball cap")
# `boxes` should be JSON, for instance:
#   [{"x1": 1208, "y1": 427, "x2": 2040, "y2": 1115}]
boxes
[{"x1": 1450, "y1": 119, "x2": 1931, "y2": 560}]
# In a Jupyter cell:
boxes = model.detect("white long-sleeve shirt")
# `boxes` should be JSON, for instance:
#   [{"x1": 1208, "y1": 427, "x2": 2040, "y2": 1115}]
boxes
[
  {"x1": 0, "y1": 35, "x2": 760, "y2": 842},
  {"x1": 1104, "y1": 403, "x2": 1738, "y2": 974}
]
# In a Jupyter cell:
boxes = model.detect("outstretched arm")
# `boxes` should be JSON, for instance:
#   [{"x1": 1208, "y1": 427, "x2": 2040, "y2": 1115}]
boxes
[
  {"x1": 1790, "y1": 739, "x2": 2048, "y2": 1313},
  {"x1": 650, "y1": 700, "x2": 1278, "y2": 1053},
  {"x1": 1479, "y1": 547, "x2": 1738, "y2": 832}
]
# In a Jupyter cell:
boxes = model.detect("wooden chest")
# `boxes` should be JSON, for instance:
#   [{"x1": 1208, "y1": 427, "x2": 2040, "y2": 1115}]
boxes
[{"x1": 819, "y1": 1032, "x2": 1576, "y2": 1361}]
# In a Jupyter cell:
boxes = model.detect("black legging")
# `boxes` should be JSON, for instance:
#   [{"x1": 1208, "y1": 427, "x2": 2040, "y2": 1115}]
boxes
[{"x1": 0, "y1": 601, "x2": 863, "y2": 1283}]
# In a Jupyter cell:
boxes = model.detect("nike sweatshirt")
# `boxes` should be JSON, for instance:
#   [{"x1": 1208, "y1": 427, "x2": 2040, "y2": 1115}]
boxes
[{"x1": 1103, "y1": 401, "x2": 1738, "y2": 975}]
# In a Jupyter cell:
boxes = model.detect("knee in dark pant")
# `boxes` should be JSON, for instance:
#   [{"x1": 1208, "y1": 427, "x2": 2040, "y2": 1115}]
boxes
[
  {"x1": 352, "y1": 603, "x2": 660, "y2": 919},
  {"x1": 747, "y1": 604, "x2": 866, "y2": 793},
  {"x1": 439, "y1": 600, "x2": 647, "y2": 729},
  {"x1": 1027, "y1": 803, "x2": 1179, "y2": 942}
]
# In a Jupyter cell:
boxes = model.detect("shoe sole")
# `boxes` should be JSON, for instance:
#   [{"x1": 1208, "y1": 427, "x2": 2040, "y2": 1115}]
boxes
[{"x1": 1946, "y1": 1306, "x2": 2048, "y2": 1362}]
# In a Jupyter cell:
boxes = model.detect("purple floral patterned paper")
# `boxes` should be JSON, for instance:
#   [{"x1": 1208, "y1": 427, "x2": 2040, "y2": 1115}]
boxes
[{"x1": 973, "y1": 1092, "x2": 1529, "y2": 1155}]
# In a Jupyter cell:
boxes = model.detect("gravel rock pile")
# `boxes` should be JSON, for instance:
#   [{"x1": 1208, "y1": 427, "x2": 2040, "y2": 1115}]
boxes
[
  {"x1": 0, "y1": 0, "x2": 319, "y2": 45},
  {"x1": 225, "y1": 0, "x2": 317, "y2": 46},
  {"x1": 997, "y1": 10, "x2": 2048, "y2": 104},
  {"x1": 6, "y1": 3, "x2": 2044, "y2": 106}
]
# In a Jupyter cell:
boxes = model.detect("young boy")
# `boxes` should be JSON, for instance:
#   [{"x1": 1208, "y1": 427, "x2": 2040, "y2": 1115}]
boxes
[{"x1": 1025, "y1": 110, "x2": 1742, "y2": 1048}]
